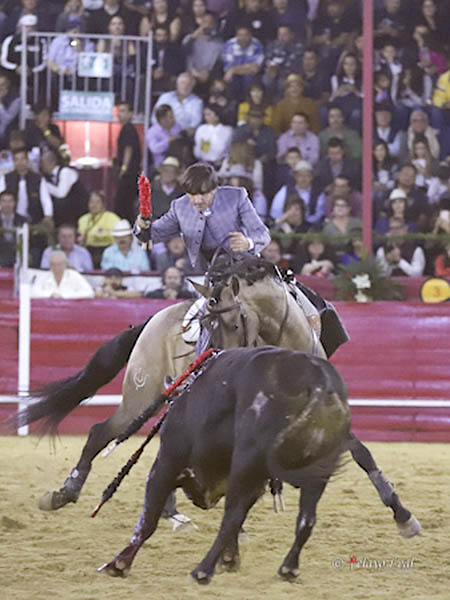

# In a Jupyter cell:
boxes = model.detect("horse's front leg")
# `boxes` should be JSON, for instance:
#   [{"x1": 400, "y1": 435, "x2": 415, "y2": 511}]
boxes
[{"x1": 347, "y1": 433, "x2": 421, "y2": 537}]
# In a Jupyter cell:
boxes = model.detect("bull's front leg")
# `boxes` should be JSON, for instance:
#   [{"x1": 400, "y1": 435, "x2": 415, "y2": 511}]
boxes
[
  {"x1": 98, "y1": 451, "x2": 183, "y2": 578},
  {"x1": 279, "y1": 481, "x2": 327, "y2": 582}
]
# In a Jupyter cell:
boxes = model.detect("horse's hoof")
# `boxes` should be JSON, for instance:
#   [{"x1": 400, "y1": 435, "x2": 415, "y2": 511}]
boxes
[
  {"x1": 218, "y1": 553, "x2": 240, "y2": 573},
  {"x1": 278, "y1": 565, "x2": 300, "y2": 582},
  {"x1": 98, "y1": 560, "x2": 129, "y2": 578},
  {"x1": 190, "y1": 569, "x2": 211, "y2": 585},
  {"x1": 397, "y1": 514, "x2": 421, "y2": 538},
  {"x1": 38, "y1": 488, "x2": 76, "y2": 511}
]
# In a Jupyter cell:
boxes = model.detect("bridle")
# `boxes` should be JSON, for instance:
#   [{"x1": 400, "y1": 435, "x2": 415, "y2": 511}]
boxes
[{"x1": 202, "y1": 295, "x2": 249, "y2": 348}]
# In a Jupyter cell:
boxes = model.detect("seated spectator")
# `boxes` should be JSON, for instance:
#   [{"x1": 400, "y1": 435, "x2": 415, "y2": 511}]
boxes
[
  {"x1": 299, "y1": 47, "x2": 331, "y2": 110},
  {"x1": 101, "y1": 219, "x2": 150, "y2": 272},
  {"x1": 77, "y1": 190, "x2": 121, "y2": 269},
  {"x1": 152, "y1": 72, "x2": 203, "y2": 141},
  {"x1": 207, "y1": 78, "x2": 238, "y2": 127},
  {"x1": 272, "y1": 74, "x2": 320, "y2": 135},
  {"x1": 152, "y1": 234, "x2": 194, "y2": 273},
  {"x1": 222, "y1": 0, "x2": 273, "y2": 45},
  {"x1": 315, "y1": 137, "x2": 361, "y2": 191},
  {"x1": 394, "y1": 65, "x2": 433, "y2": 130},
  {"x1": 322, "y1": 196, "x2": 362, "y2": 239},
  {"x1": 373, "y1": 69, "x2": 393, "y2": 107},
  {"x1": 392, "y1": 163, "x2": 430, "y2": 231},
  {"x1": 413, "y1": 0, "x2": 447, "y2": 48},
  {"x1": 141, "y1": 0, "x2": 182, "y2": 42},
  {"x1": 276, "y1": 112, "x2": 320, "y2": 167},
  {"x1": 147, "y1": 104, "x2": 182, "y2": 170},
  {"x1": 222, "y1": 164, "x2": 267, "y2": 223},
  {"x1": 431, "y1": 192, "x2": 450, "y2": 235},
  {"x1": 328, "y1": 52, "x2": 362, "y2": 132},
  {"x1": 150, "y1": 156, "x2": 183, "y2": 219},
  {"x1": 87, "y1": 0, "x2": 139, "y2": 35},
  {"x1": 150, "y1": 24, "x2": 185, "y2": 96},
  {"x1": 375, "y1": 40, "x2": 402, "y2": 103},
  {"x1": 40, "y1": 150, "x2": 88, "y2": 227},
  {"x1": 312, "y1": 0, "x2": 360, "y2": 69},
  {"x1": 373, "y1": 140, "x2": 398, "y2": 200},
  {"x1": 94, "y1": 267, "x2": 141, "y2": 298},
  {"x1": 375, "y1": 218, "x2": 426, "y2": 277},
  {"x1": 374, "y1": 188, "x2": 419, "y2": 235},
  {"x1": 433, "y1": 241, "x2": 450, "y2": 278},
  {"x1": 373, "y1": 0, "x2": 409, "y2": 49},
  {"x1": 193, "y1": 104, "x2": 232, "y2": 167},
  {"x1": 55, "y1": 0, "x2": 87, "y2": 32},
  {"x1": 373, "y1": 102, "x2": 407, "y2": 160},
  {"x1": 218, "y1": 140, "x2": 263, "y2": 192},
  {"x1": 40, "y1": 223, "x2": 93, "y2": 271},
  {"x1": 427, "y1": 163, "x2": 450, "y2": 205},
  {"x1": 320, "y1": 174, "x2": 362, "y2": 219},
  {"x1": 0, "y1": 190, "x2": 26, "y2": 267},
  {"x1": 0, "y1": 147, "x2": 53, "y2": 266},
  {"x1": 319, "y1": 105, "x2": 362, "y2": 160},
  {"x1": 339, "y1": 231, "x2": 364, "y2": 265},
  {"x1": 1, "y1": 0, "x2": 46, "y2": 38},
  {"x1": 181, "y1": 10, "x2": 224, "y2": 97},
  {"x1": 270, "y1": 160, "x2": 325, "y2": 226},
  {"x1": 144, "y1": 265, "x2": 195, "y2": 299},
  {"x1": 178, "y1": 0, "x2": 208, "y2": 39},
  {"x1": 268, "y1": 0, "x2": 309, "y2": 44},
  {"x1": 409, "y1": 134, "x2": 439, "y2": 189},
  {"x1": 0, "y1": 74, "x2": 19, "y2": 151},
  {"x1": 274, "y1": 146, "x2": 301, "y2": 191},
  {"x1": 261, "y1": 238, "x2": 289, "y2": 270},
  {"x1": 237, "y1": 82, "x2": 273, "y2": 127},
  {"x1": 270, "y1": 194, "x2": 310, "y2": 259},
  {"x1": 262, "y1": 24, "x2": 305, "y2": 101},
  {"x1": 222, "y1": 24, "x2": 264, "y2": 102},
  {"x1": 296, "y1": 235, "x2": 337, "y2": 278},
  {"x1": 408, "y1": 109, "x2": 440, "y2": 160},
  {"x1": 31, "y1": 250, "x2": 94, "y2": 299},
  {"x1": 24, "y1": 104, "x2": 66, "y2": 163}
]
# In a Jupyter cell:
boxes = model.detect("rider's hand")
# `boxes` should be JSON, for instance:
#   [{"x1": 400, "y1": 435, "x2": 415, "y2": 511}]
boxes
[
  {"x1": 136, "y1": 214, "x2": 151, "y2": 229},
  {"x1": 229, "y1": 231, "x2": 250, "y2": 252}
]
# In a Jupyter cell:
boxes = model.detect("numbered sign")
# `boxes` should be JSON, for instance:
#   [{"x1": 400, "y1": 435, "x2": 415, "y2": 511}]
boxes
[{"x1": 78, "y1": 52, "x2": 113, "y2": 78}]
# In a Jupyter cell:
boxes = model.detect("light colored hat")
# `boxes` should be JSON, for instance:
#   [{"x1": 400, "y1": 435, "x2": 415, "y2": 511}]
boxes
[
  {"x1": 389, "y1": 188, "x2": 407, "y2": 200},
  {"x1": 293, "y1": 160, "x2": 313, "y2": 172},
  {"x1": 159, "y1": 156, "x2": 180, "y2": 169},
  {"x1": 112, "y1": 219, "x2": 133, "y2": 237},
  {"x1": 18, "y1": 14, "x2": 37, "y2": 28}
]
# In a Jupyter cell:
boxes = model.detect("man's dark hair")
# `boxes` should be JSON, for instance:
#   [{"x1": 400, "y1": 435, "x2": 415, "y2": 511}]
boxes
[
  {"x1": 0, "y1": 189, "x2": 16, "y2": 202},
  {"x1": 327, "y1": 137, "x2": 345, "y2": 150},
  {"x1": 292, "y1": 111, "x2": 310, "y2": 123},
  {"x1": 286, "y1": 146, "x2": 301, "y2": 155},
  {"x1": 118, "y1": 100, "x2": 132, "y2": 111},
  {"x1": 180, "y1": 162, "x2": 218, "y2": 194},
  {"x1": 12, "y1": 148, "x2": 27, "y2": 158}
]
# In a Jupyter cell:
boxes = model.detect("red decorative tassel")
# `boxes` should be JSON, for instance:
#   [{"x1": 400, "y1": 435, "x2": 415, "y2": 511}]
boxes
[{"x1": 138, "y1": 174, "x2": 152, "y2": 218}]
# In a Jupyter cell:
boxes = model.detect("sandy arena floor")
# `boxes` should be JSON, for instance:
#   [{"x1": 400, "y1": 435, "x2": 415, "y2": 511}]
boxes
[{"x1": 1, "y1": 436, "x2": 449, "y2": 600}]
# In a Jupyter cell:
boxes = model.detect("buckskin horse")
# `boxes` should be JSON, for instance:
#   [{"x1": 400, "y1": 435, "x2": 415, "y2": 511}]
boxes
[
  {"x1": 99, "y1": 346, "x2": 352, "y2": 582},
  {"x1": 15, "y1": 255, "x2": 420, "y2": 537}
]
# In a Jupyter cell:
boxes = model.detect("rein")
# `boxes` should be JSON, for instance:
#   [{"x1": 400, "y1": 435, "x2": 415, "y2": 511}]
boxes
[{"x1": 203, "y1": 298, "x2": 249, "y2": 347}]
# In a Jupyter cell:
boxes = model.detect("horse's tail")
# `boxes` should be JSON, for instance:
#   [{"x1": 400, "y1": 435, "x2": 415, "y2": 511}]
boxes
[{"x1": 14, "y1": 319, "x2": 150, "y2": 434}]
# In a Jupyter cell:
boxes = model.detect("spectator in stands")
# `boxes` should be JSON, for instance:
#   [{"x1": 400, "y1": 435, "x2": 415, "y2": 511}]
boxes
[
  {"x1": 222, "y1": 163, "x2": 267, "y2": 222},
  {"x1": 300, "y1": 47, "x2": 331, "y2": 111},
  {"x1": 0, "y1": 74, "x2": 19, "y2": 151},
  {"x1": 276, "y1": 112, "x2": 319, "y2": 167},
  {"x1": 151, "y1": 24, "x2": 185, "y2": 96},
  {"x1": 55, "y1": 0, "x2": 87, "y2": 33},
  {"x1": 375, "y1": 40, "x2": 402, "y2": 103},
  {"x1": 274, "y1": 146, "x2": 301, "y2": 191},
  {"x1": 0, "y1": 147, "x2": 53, "y2": 266},
  {"x1": 222, "y1": 0, "x2": 273, "y2": 44},
  {"x1": 87, "y1": 0, "x2": 139, "y2": 35},
  {"x1": 375, "y1": 218, "x2": 426, "y2": 277},
  {"x1": 0, "y1": 190, "x2": 26, "y2": 267},
  {"x1": 373, "y1": 140, "x2": 397, "y2": 201},
  {"x1": 318, "y1": 105, "x2": 362, "y2": 160},
  {"x1": 394, "y1": 65, "x2": 433, "y2": 130},
  {"x1": 40, "y1": 150, "x2": 88, "y2": 227},
  {"x1": 40, "y1": 223, "x2": 93, "y2": 271},
  {"x1": 0, "y1": 15, "x2": 47, "y2": 92},
  {"x1": 272, "y1": 74, "x2": 320, "y2": 135},
  {"x1": 237, "y1": 82, "x2": 273, "y2": 126},
  {"x1": 152, "y1": 233, "x2": 192, "y2": 273},
  {"x1": 77, "y1": 190, "x2": 121, "y2": 269},
  {"x1": 193, "y1": 104, "x2": 232, "y2": 167},
  {"x1": 178, "y1": 0, "x2": 208, "y2": 39},
  {"x1": 320, "y1": 174, "x2": 362, "y2": 219},
  {"x1": 144, "y1": 265, "x2": 195, "y2": 299},
  {"x1": 24, "y1": 104, "x2": 66, "y2": 162},
  {"x1": 270, "y1": 160, "x2": 324, "y2": 225},
  {"x1": 322, "y1": 196, "x2": 362, "y2": 239},
  {"x1": 412, "y1": 0, "x2": 447, "y2": 49},
  {"x1": 95, "y1": 266, "x2": 141, "y2": 298},
  {"x1": 296, "y1": 234, "x2": 337, "y2": 278},
  {"x1": 373, "y1": 69, "x2": 393, "y2": 107},
  {"x1": 261, "y1": 238, "x2": 289, "y2": 270},
  {"x1": 328, "y1": 52, "x2": 362, "y2": 132},
  {"x1": 433, "y1": 241, "x2": 450, "y2": 278},
  {"x1": 268, "y1": 0, "x2": 309, "y2": 44},
  {"x1": 147, "y1": 104, "x2": 182, "y2": 169},
  {"x1": 408, "y1": 108, "x2": 440, "y2": 160},
  {"x1": 373, "y1": 102, "x2": 406, "y2": 160},
  {"x1": 373, "y1": 0, "x2": 409, "y2": 49},
  {"x1": 222, "y1": 24, "x2": 264, "y2": 102},
  {"x1": 270, "y1": 193, "x2": 309, "y2": 259},
  {"x1": 101, "y1": 218, "x2": 150, "y2": 272},
  {"x1": 114, "y1": 101, "x2": 142, "y2": 224},
  {"x1": 409, "y1": 134, "x2": 439, "y2": 189},
  {"x1": 374, "y1": 189, "x2": 418, "y2": 235},
  {"x1": 262, "y1": 24, "x2": 304, "y2": 101},
  {"x1": 181, "y1": 10, "x2": 224, "y2": 97},
  {"x1": 427, "y1": 162, "x2": 450, "y2": 205},
  {"x1": 150, "y1": 156, "x2": 183, "y2": 219},
  {"x1": 393, "y1": 164, "x2": 430, "y2": 230},
  {"x1": 339, "y1": 231, "x2": 364, "y2": 265},
  {"x1": 141, "y1": 0, "x2": 182, "y2": 42},
  {"x1": 315, "y1": 137, "x2": 361, "y2": 191},
  {"x1": 207, "y1": 78, "x2": 238, "y2": 127},
  {"x1": 31, "y1": 250, "x2": 94, "y2": 299},
  {"x1": 218, "y1": 140, "x2": 263, "y2": 191},
  {"x1": 1, "y1": 0, "x2": 46, "y2": 39},
  {"x1": 152, "y1": 72, "x2": 203, "y2": 139},
  {"x1": 312, "y1": 0, "x2": 360, "y2": 69},
  {"x1": 431, "y1": 192, "x2": 450, "y2": 235}
]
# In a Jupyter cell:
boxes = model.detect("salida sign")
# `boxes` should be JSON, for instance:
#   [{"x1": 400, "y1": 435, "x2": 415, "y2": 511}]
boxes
[{"x1": 59, "y1": 90, "x2": 115, "y2": 122}]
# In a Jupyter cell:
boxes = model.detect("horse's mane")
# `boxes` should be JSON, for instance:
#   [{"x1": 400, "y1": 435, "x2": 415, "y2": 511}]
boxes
[{"x1": 208, "y1": 254, "x2": 280, "y2": 299}]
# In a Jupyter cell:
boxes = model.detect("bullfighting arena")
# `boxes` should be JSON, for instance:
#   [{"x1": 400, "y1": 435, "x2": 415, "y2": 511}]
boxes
[{"x1": 2, "y1": 436, "x2": 449, "y2": 600}]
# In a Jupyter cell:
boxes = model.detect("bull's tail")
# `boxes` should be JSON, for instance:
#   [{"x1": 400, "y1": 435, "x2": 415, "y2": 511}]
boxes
[
  {"x1": 13, "y1": 320, "x2": 149, "y2": 434},
  {"x1": 271, "y1": 385, "x2": 350, "y2": 479}
]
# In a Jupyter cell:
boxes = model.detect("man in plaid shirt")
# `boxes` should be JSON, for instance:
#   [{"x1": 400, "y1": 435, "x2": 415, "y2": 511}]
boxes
[{"x1": 222, "y1": 24, "x2": 264, "y2": 102}]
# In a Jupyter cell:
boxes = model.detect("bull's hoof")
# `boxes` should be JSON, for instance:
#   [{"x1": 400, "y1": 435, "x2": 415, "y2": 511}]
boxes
[
  {"x1": 397, "y1": 514, "x2": 421, "y2": 538},
  {"x1": 218, "y1": 552, "x2": 240, "y2": 573},
  {"x1": 38, "y1": 488, "x2": 77, "y2": 511},
  {"x1": 98, "y1": 560, "x2": 129, "y2": 578},
  {"x1": 278, "y1": 564, "x2": 300, "y2": 582},
  {"x1": 190, "y1": 568, "x2": 212, "y2": 585}
]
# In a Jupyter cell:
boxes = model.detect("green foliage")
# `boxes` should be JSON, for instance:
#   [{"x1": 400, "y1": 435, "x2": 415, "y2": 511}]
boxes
[{"x1": 334, "y1": 258, "x2": 403, "y2": 301}]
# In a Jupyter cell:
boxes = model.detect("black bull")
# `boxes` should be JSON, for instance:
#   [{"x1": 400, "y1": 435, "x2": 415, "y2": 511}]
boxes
[{"x1": 100, "y1": 347, "x2": 351, "y2": 583}]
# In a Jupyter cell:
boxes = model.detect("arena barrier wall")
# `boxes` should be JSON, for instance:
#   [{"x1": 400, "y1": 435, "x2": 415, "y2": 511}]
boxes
[{"x1": 0, "y1": 296, "x2": 449, "y2": 442}]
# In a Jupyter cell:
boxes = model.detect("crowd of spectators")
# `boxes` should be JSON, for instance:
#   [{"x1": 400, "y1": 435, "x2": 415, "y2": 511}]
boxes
[{"x1": 1, "y1": 0, "x2": 450, "y2": 298}]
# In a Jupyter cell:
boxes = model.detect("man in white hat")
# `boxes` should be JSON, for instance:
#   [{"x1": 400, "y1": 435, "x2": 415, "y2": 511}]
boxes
[
  {"x1": 101, "y1": 219, "x2": 150, "y2": 273},
  {"x1": 150, "y1": 156, "x2": 184, "y2": 219}
]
